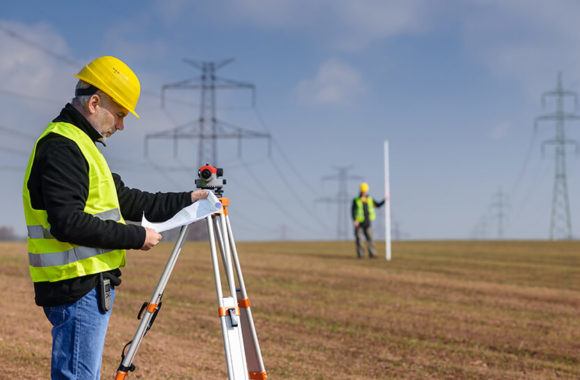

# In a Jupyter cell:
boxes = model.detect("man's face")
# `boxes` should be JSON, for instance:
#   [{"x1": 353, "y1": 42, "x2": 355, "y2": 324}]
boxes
[{"x1": 92, "y1": 92, "x2": 128, "y2": 138}]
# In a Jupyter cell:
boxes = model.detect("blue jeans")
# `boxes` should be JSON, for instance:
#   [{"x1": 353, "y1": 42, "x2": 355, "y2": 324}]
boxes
[{"x1": 43, "y1": 287, "x2": 115, "y2": 380}]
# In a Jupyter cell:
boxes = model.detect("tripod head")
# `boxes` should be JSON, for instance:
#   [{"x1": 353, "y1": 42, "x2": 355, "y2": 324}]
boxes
[{"x1": 195, "y1": 163, "x2": 226, "y2": 196}]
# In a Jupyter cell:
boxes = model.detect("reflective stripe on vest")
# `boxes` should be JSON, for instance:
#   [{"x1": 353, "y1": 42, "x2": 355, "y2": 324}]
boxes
[
  {"x1": 22, "y1": 121, "x2": 126, "y2": 283},
  {"x1": 29, "y1": 246, "x2": 115, "y2": 267},
  {"x1": 354, "y1": 196, "x2": 376, "y2": 222},
  {"x1": 26, "y1": 208, "x2": 121, "y2": 238}
]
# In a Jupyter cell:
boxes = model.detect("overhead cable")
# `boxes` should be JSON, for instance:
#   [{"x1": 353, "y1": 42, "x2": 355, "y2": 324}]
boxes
[
  {"x1": 0, "y1": 125, "x2": 36, "y2": 140},
  {"x1": 0, "y1": 24, "x2": 79, "y2": 67},
  {"x1": 240, "y1": 159, "x2": 323, "y2": 234},
  {"x1": 509, "y1": 128, "x2": 538, "y2": 200},
  {"x1": 253, "y1": 106, "x2": 321, "y2": 197},
  {"x1": 267, "y1": 155, "x2": 331, "y2": 231}
]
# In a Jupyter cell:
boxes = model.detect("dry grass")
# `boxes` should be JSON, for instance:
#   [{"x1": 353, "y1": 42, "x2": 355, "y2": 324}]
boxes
[{"x1": 1, "y1": 240, "x2": 579, "y2": 379}]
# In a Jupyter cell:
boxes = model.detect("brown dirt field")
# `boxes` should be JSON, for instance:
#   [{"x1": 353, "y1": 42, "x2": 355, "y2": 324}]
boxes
[{"x1": 1, "y1": 240, "x2": 579, "y2": 379}]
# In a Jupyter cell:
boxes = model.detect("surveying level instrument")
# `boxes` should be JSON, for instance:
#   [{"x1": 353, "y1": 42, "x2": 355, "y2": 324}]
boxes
[
  {"x1": 195, "y1": 163, "x2": 226, "y2": 196},
  {"x1": 115, "y1": 164, "x2": 267, "y2": 380}
]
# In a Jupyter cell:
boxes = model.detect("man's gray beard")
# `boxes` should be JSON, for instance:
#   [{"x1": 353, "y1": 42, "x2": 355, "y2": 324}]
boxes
[{"x1": 99, "y1": 136, "x2": 107, "y2": 144}]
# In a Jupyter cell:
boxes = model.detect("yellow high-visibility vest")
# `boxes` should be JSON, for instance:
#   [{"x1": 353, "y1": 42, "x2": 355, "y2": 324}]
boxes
[
  {"x1": 22, "y1": 122, "x2": 126, "y2": 282},
  {"x1": 354, "y1": 196, "x2": 376, "y2": 223}
]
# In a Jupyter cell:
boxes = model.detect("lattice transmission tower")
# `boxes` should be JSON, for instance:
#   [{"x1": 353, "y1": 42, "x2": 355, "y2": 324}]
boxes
[
  {"x1": 318, "y1": 166, "x2": 362, "y2": 240},
  {"x1": 145, "y1": 59, "x2": 270, "y2": 240},
  {"x1": 471, "y1": 215, "x2": 490, "y2": 240},
  {"x1": 535, "y1": 72, "x2": 580, "y2": 240},
  {"x1": 490, "y1": 188, "x2": 509, "y2": 239},
  {"x1": 145, "y1": 58, "x2": 270, "y2": 167}
]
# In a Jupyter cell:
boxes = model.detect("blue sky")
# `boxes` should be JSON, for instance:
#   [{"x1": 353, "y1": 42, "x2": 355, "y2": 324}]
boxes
[{"x1": 2, "y1": 0, "x2": 580, "y2": 240}]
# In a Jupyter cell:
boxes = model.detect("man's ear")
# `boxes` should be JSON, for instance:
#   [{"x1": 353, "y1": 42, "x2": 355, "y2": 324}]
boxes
[{"x1": 86, "y1": 94, "x2": 100, "y2": 115}]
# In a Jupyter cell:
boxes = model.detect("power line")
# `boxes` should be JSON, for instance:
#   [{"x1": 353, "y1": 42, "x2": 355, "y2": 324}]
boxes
[
  {"x1": 0, "y1": 165, "x2": 24, "y2": 171},
  {"x1": 141, "y1": 89, "x2": 254, "y2": 110},
  {"x1": 252, "y1": 105, "x2": 334, "y2": 236},
  {"x1": 0, "y1": 24, "x2": 79, "y2": 67},
  {"x1": 509, "y1": 128, "x2": 538, "y2": 198},
  {"x1": 0, "y1": 145, "x2": 30, "y2": 157},
  {"x1": 239, "y1": 159, "x2": 320, "y2": 234},
  {"x1": 253, "y1": 106, "x2": 320, "y2": 197},
  {"x1": 266, "y1": 155, "x2": 330, "y2": 231},
  {"x1": 0, "y1": 84, "x2": 199, "y2": 111},
  {"x1": 144, "y1": 157, "x2": 188, "y2": 189},
  {"x1": 512, "y1": 158, "x2": 551, "y2": 221},
  {"x1": 0, "y1": 125, "x2": 36, "y2": 140},
  {"x1": 0, "y1": 88, "x2": 62, "y2": 104},
  {"x1": 108, "y1": 153, "x2": 279, "y2": 235},
  {"x1": 0, "y1": 25, "x2": 189, "y2": 110},
  {"x1": 227, "y1": 208, "x2": 280, "y2": 234}
]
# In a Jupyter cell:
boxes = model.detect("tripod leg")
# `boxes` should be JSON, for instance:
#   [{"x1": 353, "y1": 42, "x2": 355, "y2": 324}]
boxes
[
  {"x1": 225, "y1": 215, "x2": 268, "y2": 380},
  {"x1": 208, "y1": 215, "x2": 249, "y2": 380},
  {"x1": 214, "y1": 215, "x2": 229, "y2": 269},
  {"x1": 217, "y1": 213, "x2": 238, "y2": 300},
  {"x1": 115, "y1": 225, "x2": 190, "y2": 380}
]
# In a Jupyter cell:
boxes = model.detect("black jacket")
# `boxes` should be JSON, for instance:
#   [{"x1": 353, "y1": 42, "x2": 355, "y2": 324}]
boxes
[{"x1": 27, "y1": 104, "x2": 192, "y2": 306}]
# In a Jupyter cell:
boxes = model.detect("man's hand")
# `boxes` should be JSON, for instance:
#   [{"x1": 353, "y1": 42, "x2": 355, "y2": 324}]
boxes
[
  {"x1": 353, "y1": 221, "x2": 359, "y2": 228},
  {"x1": 141, "y1": 227, "x2": 162, "y2": 251},
  {"x1": 191, "y1": 189, "x2": 210, "y2": 202}
]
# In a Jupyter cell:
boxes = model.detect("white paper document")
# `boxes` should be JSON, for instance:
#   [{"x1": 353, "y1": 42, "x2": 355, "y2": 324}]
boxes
[{"x1": 141, "y1": 191, "x2": 222, "y2": 233}]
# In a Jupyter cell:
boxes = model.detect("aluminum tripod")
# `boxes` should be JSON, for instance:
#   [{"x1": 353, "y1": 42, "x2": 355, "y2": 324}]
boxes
[{"x1": 115, "y1": 196, "x2": 267, "y2": 380}]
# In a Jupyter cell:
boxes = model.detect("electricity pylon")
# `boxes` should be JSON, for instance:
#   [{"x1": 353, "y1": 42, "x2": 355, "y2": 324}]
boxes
[
  {"x1": 535, "y1": 72, "x2": 580, "y2": 240},
  {"x1": 318, "y1": 166, "x2": 362, "y2": 240},
  {"x1": 145, "y1": 58, "x2": 270, "y2": 167},
  {"x1": 145, "y1": 59, "x2": 270, "y2": 241},
  {"x1": 490, "y1": 188, "x2": 509, "y2": 239},
  {"x1": 472, "y1": 215, "x2": 490, "y2": 240}
]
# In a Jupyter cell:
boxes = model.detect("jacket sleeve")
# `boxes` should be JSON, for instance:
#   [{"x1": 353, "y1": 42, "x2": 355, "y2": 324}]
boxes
[
  {"x1": 38, "y1": 138, "x2": 146, "y2": 249},
  {"x1": 374, "y1": 198, "x2": 385, "y2": 208},
  {"x1": 113, "y1": 173, "x2": 192, "y2": 223},
  {"x1": 351, "y1": 199, "x2": 357, "y2": 221}
]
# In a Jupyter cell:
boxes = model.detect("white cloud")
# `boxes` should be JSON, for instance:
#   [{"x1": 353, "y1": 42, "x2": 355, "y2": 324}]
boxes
[
  {"x1": 152, "y1": 0, "x2": 197, "y2": 24},
  {"x1": 148, "y1": 0, "x2": 580, "y2": 96},
  {"x1": 0, "y1": 20, "x2": 79, "y2": 236},
  {"x1": 99, "y1": 9, "x2": 171, "y2": 65},
  {"x1": 222, "y1": 0, "x2": 301, "y2": 27},
  {"x1": 332, "y1": 0, "x2": 429, "y2": 51},
  {"x1": 296, "y1": 59, "x2": 365, "y2": 105},
  {"x1": 460, "y1": 0, "x2": 580, "y2": 100},
  {"x1": 0, "y1": 20, "x2": 74, "y2": 99},
  {"x1": 219, "y1": 0, "x2": 432, "y2": 51}
]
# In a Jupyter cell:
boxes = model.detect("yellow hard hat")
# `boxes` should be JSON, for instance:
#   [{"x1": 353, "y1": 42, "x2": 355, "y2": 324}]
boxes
[
  {"x1": 74, "y1": 56, "x2": 141, "y2": 118},
  {"x1": 360, "y1": 182, "x2": 369, "y2": 193}
]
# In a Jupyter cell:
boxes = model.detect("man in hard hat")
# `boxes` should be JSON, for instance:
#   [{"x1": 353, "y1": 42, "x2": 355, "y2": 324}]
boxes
[
  {"x1": 22, "y1": 56, "x2": 209, "y2": 379},
  {"x1": 351, "y1": 182, "x2": 385, "y2": 258}
]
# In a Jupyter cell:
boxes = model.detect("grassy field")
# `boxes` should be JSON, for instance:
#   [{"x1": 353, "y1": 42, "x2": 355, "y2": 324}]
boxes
[{"x1": 1, "y1": 240, "x2": 579, "y2": 379}]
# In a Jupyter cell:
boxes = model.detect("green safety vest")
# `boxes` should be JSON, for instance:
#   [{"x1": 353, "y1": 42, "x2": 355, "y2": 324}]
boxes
[
  {"x1": 22, "y1": 122, "x2": 126, "y2": 283},
  {"x1": 354, "y1": 196, "x2": 376, "y2": 223}
]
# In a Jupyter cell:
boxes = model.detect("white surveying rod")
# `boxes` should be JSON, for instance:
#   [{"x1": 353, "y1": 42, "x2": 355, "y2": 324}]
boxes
[{"x1": 384, "y1": 140, "x2": 392, "y2": 261}]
